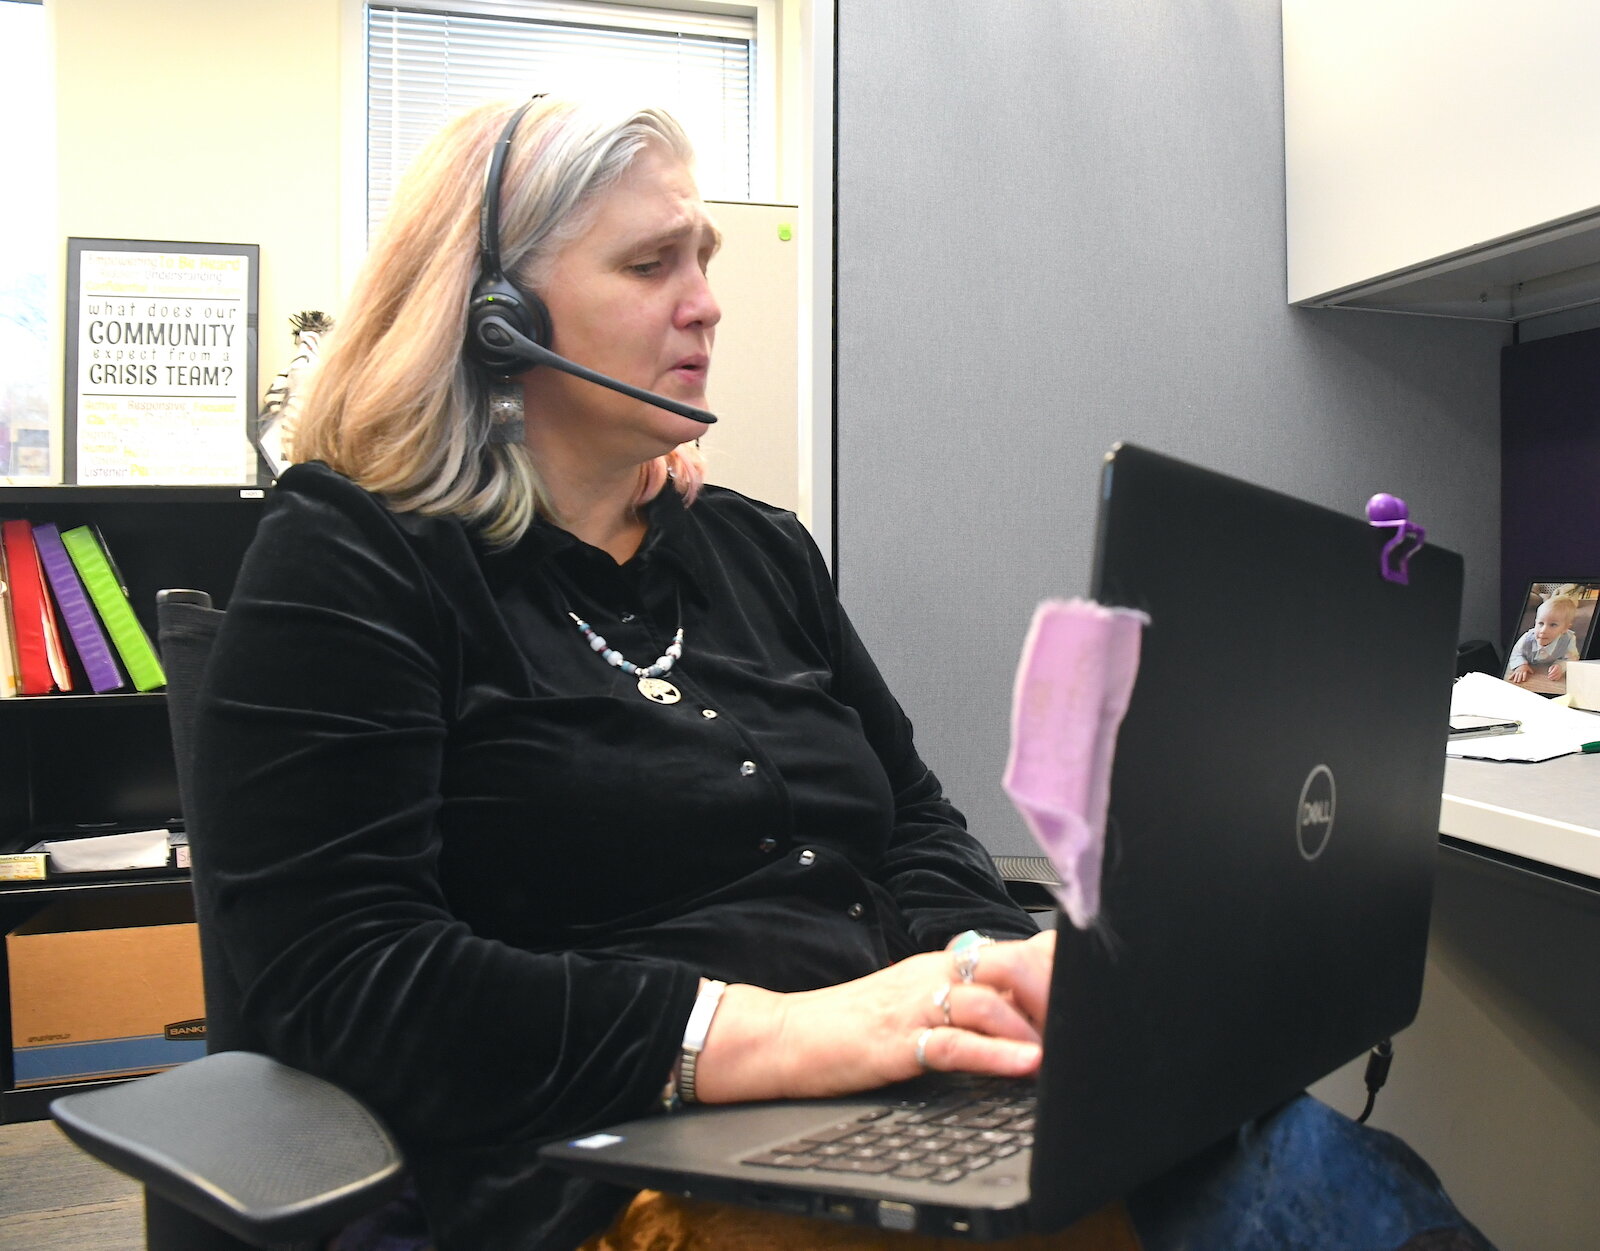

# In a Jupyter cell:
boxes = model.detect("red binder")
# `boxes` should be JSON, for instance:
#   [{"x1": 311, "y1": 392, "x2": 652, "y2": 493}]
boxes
[{"x1": 1, "y1": 520, "x2": 73, "y2": 695}]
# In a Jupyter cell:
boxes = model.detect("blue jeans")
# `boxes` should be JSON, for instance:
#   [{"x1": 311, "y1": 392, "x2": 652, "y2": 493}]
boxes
[{"x1": 1127, "y1": 1096, "x2": 1496, "y2": 1251}]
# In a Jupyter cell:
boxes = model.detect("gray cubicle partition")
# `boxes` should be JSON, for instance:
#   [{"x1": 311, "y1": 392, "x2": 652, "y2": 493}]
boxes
[
  {"x1": 830, "y1": 10, "x2": 1593, "y2": 1249},
  {"x1": 832, "y1": 0, "x2": 1506, "y2": 861}
]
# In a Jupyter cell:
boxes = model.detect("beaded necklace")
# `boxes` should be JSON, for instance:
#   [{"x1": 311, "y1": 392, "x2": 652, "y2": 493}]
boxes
[{"x1": 566, "y1": 598, "x2": 685, "y2": 704}]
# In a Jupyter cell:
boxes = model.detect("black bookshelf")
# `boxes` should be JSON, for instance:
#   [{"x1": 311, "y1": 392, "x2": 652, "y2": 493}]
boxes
[{"x1": 0, "y1": 485, "x2": 265, "y2": 1121}]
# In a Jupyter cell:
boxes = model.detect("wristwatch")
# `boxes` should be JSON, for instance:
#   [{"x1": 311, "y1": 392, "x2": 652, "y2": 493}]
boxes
[{"x1": 663, "y1": 978, "x2": 727, "y2": 1111}]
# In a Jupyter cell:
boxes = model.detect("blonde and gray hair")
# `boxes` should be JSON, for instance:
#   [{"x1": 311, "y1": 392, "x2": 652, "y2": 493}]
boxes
[{"x1": 292, "y1": 97, "x2": 703, "y2": 546}]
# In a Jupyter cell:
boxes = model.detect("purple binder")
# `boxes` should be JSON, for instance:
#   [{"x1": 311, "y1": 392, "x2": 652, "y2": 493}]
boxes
[{"x1": 32, "y1": 523, "x2": 126, "y2": 694}]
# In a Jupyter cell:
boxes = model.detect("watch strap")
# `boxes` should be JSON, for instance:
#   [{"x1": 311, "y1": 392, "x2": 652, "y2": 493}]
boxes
[{"x1": 677, "y1": 979, "x2": 727, "y2": 1105}]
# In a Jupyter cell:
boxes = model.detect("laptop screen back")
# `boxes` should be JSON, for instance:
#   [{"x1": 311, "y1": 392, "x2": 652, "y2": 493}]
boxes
[{"x1": 1028, "y1": 443, "x2": 1463, "y2": 1229}]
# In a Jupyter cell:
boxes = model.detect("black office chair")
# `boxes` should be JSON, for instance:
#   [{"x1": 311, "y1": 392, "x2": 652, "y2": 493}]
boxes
[
  {"x1": 49, "y1": 590, "x2": 407, "y2": 1250},
  {"x1": 993, "y1": 855, "x2": 1063, "y2": 913}
]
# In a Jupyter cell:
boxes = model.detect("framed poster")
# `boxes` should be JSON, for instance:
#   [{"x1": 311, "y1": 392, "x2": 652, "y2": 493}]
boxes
[{"x1": 65, "y1": 238, "x2": 262, "y2": 485}]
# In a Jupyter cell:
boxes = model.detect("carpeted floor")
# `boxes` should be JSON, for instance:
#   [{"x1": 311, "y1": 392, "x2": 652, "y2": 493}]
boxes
[{"x1": 0, "y1": 1117, "x2": 143, "y2": 1250}]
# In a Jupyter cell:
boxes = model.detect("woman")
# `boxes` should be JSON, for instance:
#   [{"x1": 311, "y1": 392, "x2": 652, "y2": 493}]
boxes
[
  {"x1": 196, "y1": 96, "x2": 1051, "y2": 1250},
  {"x1": 193, "y1": 97, "x2": 1492, "y2": 1251}
]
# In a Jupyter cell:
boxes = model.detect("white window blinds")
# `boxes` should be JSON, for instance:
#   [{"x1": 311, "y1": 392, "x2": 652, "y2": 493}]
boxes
[
  {"x1": 367, "y1": 2, "x2": 754, "y2": 238},
  {"x1": 0, "y1": 0, "x2": 52, "y2": 480}
]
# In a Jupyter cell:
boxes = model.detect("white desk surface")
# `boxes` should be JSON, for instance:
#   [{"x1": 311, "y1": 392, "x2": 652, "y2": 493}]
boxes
[{"x1": 1441, "y1": 754, "x2": 1600, "y2": 883}]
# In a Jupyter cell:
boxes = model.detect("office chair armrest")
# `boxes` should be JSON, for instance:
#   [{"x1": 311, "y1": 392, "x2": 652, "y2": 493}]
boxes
[
  {"x1": 51, "y1": 1050, "x2": 405, "y2": 1247},
  {"x1": 995, "y1": 853, "x2": 1062, "y2": 912}
]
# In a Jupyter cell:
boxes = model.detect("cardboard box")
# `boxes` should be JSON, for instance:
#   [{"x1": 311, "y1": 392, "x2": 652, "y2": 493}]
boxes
[{"x1": 8, "y1": 893, "x2": 206, "y2": 1088}]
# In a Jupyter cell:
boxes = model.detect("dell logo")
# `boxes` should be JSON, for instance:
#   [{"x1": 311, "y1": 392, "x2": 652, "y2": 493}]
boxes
[{"x1": 1296, "y1": 764, "x2": 1336, "y2": 861}]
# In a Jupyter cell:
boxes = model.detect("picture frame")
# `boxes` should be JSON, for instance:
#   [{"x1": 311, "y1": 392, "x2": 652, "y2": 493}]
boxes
[
  {"x1": 1503, "y1": 580, "x2": 1600, "y2": 695},
  {"x1": 64, "y1": 238, "x2": 264, "y2": 486}
]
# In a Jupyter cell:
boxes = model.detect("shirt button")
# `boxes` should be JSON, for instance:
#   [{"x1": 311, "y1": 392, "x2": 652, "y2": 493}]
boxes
[
  {"x1": 702, "y1": 709, "x2": 718, "y2": 719},
  {"x1": 739, "y1": 760, "x2": 757, "y2": 777},
  {"x1": 847, "y1": 902, "x2": 865, "y2": 919},
  {"x1": 798, "y1": 849, "x2": 816, "y2": 866},
  {"x1": 758, "y1": 837, "x2": 778, "y2": 854}
]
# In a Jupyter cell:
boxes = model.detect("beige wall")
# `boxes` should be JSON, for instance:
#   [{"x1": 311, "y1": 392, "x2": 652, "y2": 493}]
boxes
[
  {"x1": 52, "y1": 0, "x2": 347, "y2": 395},
  {"x1": 702, "y1": 202, "x2": 800, "y2": 512}
]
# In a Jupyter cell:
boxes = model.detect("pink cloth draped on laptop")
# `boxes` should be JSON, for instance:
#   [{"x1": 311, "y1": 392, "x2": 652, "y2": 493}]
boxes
[{"x1": 1002, "y1": 599, "x2": 1147, "y2": 930}]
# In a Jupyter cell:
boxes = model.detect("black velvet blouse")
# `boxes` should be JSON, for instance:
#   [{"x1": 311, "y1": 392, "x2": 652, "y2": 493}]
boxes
[{"x1": 192, "y1": 461, "x2": 1036, "y2": 1250}]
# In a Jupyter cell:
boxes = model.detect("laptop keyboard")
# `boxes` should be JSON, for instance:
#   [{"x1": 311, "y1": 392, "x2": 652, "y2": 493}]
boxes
[{"x1": 741, "y1": 1079, "x2": 1036, "y2": 1185}]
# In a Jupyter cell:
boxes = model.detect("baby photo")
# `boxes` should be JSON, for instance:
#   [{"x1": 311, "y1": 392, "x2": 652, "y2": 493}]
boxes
[{"x1": 1504, "y1": 581, "x2": 1600, "y2": 695}]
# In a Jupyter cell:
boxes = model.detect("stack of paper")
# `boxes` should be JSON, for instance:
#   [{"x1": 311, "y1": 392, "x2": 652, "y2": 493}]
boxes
[
  {"x1": 32, "y1": 828, "x2": 173, "y2": 873},
  {"x1": 1448, "y1": 672, "x2": 1600, "y2": 761}
]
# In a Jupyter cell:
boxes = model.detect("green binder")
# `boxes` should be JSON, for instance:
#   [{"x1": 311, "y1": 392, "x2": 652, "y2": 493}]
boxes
[{"x1": 60, "y1": 527, "x2": 166, "y2": 692}]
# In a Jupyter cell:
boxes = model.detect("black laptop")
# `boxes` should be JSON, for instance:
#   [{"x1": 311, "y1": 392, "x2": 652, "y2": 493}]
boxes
[{"x1": 541, "y1": 443, "x2": 1464, "y2": 1240}]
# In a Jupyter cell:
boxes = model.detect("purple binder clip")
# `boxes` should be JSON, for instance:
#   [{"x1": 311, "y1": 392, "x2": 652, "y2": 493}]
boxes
[{"x1": 1366, "y1": 493, "x2": 1425, "y2": 585}]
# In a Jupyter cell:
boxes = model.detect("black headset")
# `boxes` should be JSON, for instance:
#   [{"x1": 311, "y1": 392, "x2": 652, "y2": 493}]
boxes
[{"x1": 463, "y1": 97, "x2": 717, "y2": 424}]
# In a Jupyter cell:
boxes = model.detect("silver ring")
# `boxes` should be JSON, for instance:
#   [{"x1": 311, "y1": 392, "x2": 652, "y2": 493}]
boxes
[
  {"x1": 914, "y1": 1027, "x2": 936, "y2": 1071},
  {"x1": 932, "y1": 982, "x2": 953, "y2": 1027},
  {"x1": 954, "y1": 947, "x2": 982, "y2": 984}
]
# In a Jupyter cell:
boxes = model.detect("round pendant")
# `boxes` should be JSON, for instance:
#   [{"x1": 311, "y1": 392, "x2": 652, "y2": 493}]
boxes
[{"x1": 637, "y1": 677, "x2": 682, "y2": 704}]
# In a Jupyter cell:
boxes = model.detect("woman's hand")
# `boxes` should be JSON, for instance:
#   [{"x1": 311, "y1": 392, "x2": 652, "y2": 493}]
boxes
[{"x1": 693, "y1": 930, "x2": 1056, "y2": 1104}]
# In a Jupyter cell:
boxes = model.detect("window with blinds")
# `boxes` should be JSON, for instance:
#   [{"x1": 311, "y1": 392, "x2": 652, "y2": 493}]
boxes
[
  {"x1": 367, "y1": 2, "x2": 755, "y2": 239},
  {"x1": 0, "y1": 0, "x2": 52, "y2": 482}
]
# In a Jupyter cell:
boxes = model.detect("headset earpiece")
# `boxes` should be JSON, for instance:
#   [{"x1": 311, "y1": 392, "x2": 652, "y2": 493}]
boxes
[
  {"x1": 466, "y1": 273, "x2": 553, "y2": 377},
  {"x1": 465, "y1": 97, "x2": 552, "y2": 378}
]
